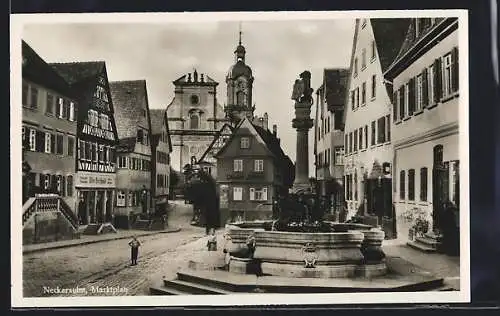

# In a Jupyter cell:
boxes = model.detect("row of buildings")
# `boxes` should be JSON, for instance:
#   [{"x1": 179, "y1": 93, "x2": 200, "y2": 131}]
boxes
[
  {"x1": 314, "y1": 17, "x2": 460, "y2": 244},
  {"x1": 21, "y1": 40, "x2": 173, "y2": 241},
  {"x1": 165, "y1": 34, "x2": 294, "y2": 223}
]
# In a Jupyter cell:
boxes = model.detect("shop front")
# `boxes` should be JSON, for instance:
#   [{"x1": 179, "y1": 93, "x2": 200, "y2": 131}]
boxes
[{"x1": 75, "y1": 171, "x2": 116, "y2": 226}]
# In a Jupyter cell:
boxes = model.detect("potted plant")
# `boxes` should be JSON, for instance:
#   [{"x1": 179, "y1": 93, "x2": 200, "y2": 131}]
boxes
[{"x1": 401, "y1": 207, "x2": 429, "y2": 241}]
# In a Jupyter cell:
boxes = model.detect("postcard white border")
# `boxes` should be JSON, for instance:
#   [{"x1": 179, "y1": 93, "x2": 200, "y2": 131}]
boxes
[{"x1": 11, "y1": 9, "x2": 470, "y2": 308}]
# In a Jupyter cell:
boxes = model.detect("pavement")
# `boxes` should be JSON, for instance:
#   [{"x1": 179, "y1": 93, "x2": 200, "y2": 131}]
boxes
[{"x1": 23, "y1": 226, "x2": 181, "y2": 254}]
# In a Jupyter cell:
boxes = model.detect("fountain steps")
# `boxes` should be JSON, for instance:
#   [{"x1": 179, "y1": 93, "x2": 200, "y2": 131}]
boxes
[{"x1": 150, "y1": 268, "x2": 448, "y2": 295}]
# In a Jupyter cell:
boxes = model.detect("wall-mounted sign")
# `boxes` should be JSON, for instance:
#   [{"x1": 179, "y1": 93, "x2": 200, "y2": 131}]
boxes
[
  {"x1": 78, "y1": 160, "x2": 116, "y2": 173},
  {"x1": 75, "y1": 172, "x2": 116, "y2": 188},
  {"x1": 82, "y1": 124, "x2": 115, "y2": 141}
]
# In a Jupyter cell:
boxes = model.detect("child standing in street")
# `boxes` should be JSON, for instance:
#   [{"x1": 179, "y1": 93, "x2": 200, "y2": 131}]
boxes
[
  {"x1": 128, "y1": 236, "x2": 141, "y2": 266},
  {"x1": 207, "y1": 229, "x2": 217, "y2": 251}
]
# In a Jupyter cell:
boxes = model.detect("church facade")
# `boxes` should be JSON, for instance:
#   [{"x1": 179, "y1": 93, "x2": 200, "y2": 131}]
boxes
[{"x1": 166, "y1": 70, "x2": 227, "y2": 173}]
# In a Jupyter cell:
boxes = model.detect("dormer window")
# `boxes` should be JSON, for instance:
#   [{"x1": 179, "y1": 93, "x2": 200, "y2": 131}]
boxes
[{"x1": 137, "y1": 129, "x2": 144, "y2": 144}]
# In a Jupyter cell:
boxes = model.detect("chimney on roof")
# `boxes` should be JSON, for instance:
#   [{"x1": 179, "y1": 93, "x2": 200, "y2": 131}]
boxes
[
  {"x1": 263, "y1": 112, "x2": 269, "y2": 130},
  {"x1": 187, "y1": 73, "x2": 192, "y2": 82},
  {"x1": 200, "y1": 73, "x2": 204, "y2": 82},
  {"x1": 272, "y1": 124, "x2": 277, "y2": 137},
  {"x1": 193, "y1": 69, "x2": 198, "y2": 82}
]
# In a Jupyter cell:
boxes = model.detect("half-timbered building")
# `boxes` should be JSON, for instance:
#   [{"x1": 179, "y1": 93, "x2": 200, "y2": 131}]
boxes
[{"x1": 50, "y1": 61, "x2": 119, "y2": 233}]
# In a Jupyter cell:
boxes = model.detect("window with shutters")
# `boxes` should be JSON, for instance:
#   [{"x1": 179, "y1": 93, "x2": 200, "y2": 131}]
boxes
[
  {"x1": 371, "y1": 121, "x2": 376, "y2": 146},
  {"x1": 420, "y1": 167, "x2": 428, "y2": 201},
  {"x1": 30, "y1": 87, "x2": 38, "y2": 109},
  {"x1": 416, "y1": 74, "x2": 423, "y2": 112},
  {"x1": 356, "y1": 87, "x2": 360, "y2": 107},
  {"x1": 408, "y1": 169, "x2": 415, "y2": 201},
  {"x1": 371, "y1": 75, "x2": 376, "y2": 99},
  {"x1": 56, "y1": 134, "x2": 64, "y2": 155},
  {"x1": 443, "y1": 53, "x2": 453, "y2": 97},
  {"x1": 234, "y1": 159, "x2": 243, "y2": 172},
  {"x1": 377, "y1": 117, "x2": 385, "y2": 144},
  {"x1": 359, "y1": 127, "x2": 363, "y2": 150},
  {"x1": 46, "y1": 94, "x2": 54, "y2": 115},
  {"x1": 44, "y1": 174, "x2": 50, "y2": 190},
  {"x1": 233, "y1": 187, "x2": 243, "y2": 201},
  {"x1": 399, "y1": 86, "x2": 405, "y2": 120},
  {"x1": 364, "y1": 125, "x2": 368, "y2": 148},
  {"x1": 29, "y1": 128, "x2": 36, "y2": 151},
  {"x1": 400, "y1": 170, "x2": 406, "y2": 200},
  {"x1": 361, "y1": 82, "x2": 366, "y2": 104},
  {"x1": 344, "y1": 135, "x2": 349, "y2": 154},
  {"x1": 67, "y1": 175, "x2": 73, "y2": 196},
  {"x1": 45, "y1": 133, "x2": 52, "y2": 153},
  {"x1": 354, "y1": 129, "x2": 358, "y2": 152},
  {"x1": 404, "y1": 83, "x2": 410, "y2": 117}
]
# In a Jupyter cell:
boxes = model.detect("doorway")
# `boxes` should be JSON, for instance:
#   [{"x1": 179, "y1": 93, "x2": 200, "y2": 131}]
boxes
[{"x1": 432, "y1": 145, "x2": 449, "y2": 232}]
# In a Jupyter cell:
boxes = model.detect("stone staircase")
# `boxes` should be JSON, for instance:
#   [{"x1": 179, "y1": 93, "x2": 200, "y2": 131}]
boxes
[
  {"x1": 150, "y1": 267, "x2": 451, "y2": 295},
  {"x1": 407, "y1": 232, "x2": 443, "y2": 253}
]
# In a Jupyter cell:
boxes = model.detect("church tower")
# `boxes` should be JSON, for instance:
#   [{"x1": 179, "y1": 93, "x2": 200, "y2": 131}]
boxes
[{"x1": 225, "y1": 25, "x2": 255, "y2": 126}]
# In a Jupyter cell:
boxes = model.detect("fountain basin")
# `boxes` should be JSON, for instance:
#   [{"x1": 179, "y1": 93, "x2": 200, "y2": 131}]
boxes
[{"x1": 224, "y1": 221, "x2": 387, "y2": 278}]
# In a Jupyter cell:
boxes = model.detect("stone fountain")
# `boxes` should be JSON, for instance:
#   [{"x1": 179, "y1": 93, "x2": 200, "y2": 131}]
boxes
[{"x1": 150, "y1": 71, "x2": 448, "y2": 295}]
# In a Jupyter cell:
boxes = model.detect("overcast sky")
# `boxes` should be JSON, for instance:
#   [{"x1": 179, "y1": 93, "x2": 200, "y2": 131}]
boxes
[{"x1": 23, "y1": 19, "x2": 355, "y2": 175}]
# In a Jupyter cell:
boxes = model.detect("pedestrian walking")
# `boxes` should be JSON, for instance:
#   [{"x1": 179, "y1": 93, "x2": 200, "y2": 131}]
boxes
[{"x1": 128, "y1": 236, "x2": 141, "y2": 266}]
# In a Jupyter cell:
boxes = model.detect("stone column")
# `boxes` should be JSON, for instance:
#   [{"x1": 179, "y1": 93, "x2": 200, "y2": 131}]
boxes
[{"x1": 292, "y1": 103, "x2": 314, "y2": 192}]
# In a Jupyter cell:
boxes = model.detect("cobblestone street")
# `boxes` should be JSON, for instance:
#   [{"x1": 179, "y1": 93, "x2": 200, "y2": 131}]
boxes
[{"x1": 23, "y1": 201, "x2": 207, "y2": 297}]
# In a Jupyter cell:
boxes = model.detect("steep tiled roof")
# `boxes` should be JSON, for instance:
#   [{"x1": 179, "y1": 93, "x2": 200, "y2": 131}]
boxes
[
  {"x1": 116, "y1": 137, "x2": 136, "y2": 153},
  {"x1": 49, "y1": 61, "x2": 105, "y2": 85},
  {"x1": 253, "y1": 124, "x2": 292, "y2": 166},
  {"x1": 391, "y1": 18, "x2": 448, "y2": 66},
  {"x1": 109, "y1": 80, "x2": 150, "y2": 139},
  {"x1": 149, "y1": 109, "x2": 165, "y2": 135},
  {"x1": 322, "y1": 68, "x2": 349, "y2": 109},
  {"x1": 371, "y1": 18, "x2": 412, "y2": 72},
  {"x1": 22, "y1": 40, "x2": 72, "y2": 96}
]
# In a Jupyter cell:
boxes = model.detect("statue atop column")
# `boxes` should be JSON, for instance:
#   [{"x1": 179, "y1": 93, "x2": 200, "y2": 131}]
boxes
[{"x1": 291, "y1": 70, "x2": 314, "y2": 104}]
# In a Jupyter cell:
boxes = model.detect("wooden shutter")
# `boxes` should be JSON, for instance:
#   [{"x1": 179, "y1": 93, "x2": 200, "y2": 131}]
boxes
[
  {"x1": 451, "y1": 47, "x2": 459, "y2": 92},
  {"x1": 50, "y1": 174, "x2": 57, "y2": 193},
  {"x1": 393, "y1": 91, "x2": 398, "y2": 121},
  {"x1": 433, "y1": 58, "x2": 442, "y2": 102},
  {"x1": 249, "y1": 188, "x2": 255, "y2": 201},
  {"x1": 408, "y1": 77, "x2": 416, "y2": 115},
  {"x1": 399, "y1": 86, "x2": 405, "y2": 120},
  {"x1": 422, "y1": 68, "x2": 429, "y2": 107},
  {"x1": 263, "y1": 187, "x2": 268, "y2": 201}
]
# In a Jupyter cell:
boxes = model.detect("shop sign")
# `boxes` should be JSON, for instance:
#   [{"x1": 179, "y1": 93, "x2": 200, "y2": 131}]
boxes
[{"x1": 76, "y1": 172, "x2": 116, "y2": 188}]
